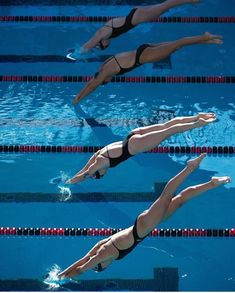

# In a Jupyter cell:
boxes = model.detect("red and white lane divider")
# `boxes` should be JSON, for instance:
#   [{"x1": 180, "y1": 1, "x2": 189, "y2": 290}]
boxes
[
  {"x1": 0, "y1": 227, "x2": 234, "y2": 237},
  {"x1": 0, "y1": 145, "x2": 234, "y2": 154}
]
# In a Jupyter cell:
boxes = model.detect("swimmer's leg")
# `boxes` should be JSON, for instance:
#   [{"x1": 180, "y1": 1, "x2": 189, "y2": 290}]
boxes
[
  {"x1": 132, "y1": 113, "x2": 215, "y2": 135},
  {"x1": 163, "y1": 176, "x2": 231, "y2": 220},
  {"x1": 142, "y1": 33, "x2": 223, "y2": 64},
  {"x1": 136, "y1": 154, "x2": 206, "y2": 237},
  {"x1": 129, "y1": 116, "x2": 216, "y2": 154},
  {"x1": 133, "y1": 0, "x2": 200, "y2": 24}
]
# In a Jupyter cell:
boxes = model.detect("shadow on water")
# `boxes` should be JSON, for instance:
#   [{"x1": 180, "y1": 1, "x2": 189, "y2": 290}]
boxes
[
  {"x1": 75, "y1": 104, "x2": 124, "y2": 143},
  {"x1": 74, "y1": 104, "x2": 175, "y2": 167}
]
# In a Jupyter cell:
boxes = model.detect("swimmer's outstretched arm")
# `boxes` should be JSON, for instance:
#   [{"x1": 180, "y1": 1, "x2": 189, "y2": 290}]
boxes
[
  {"x1": 67, "y1": 158, "x2": 104, "y2": 184},
  {"x1": 58, "y1": 255, "x2": 90, "y2": 278},
  {"x1": 66, "y1": 164, "x2": 95, "y2": 184},
  {"x1": 73, "y1": 72, "x2": 108, "y2": 105},
  {"x1": 73, "y1": 78, "x2": 101, "y2": 105},
  {"x1": 74, "y1": 153, "x2": 98, "y2": 176},
  {"x1": 58, "y1": 238, "x2": 110, "y2": 278},
  {"x1": 82, "y1": 28, "x2": 105, "y2": 52},
  {"x1": 60, "y1": 254, "x2": 102, "y2": 278}
]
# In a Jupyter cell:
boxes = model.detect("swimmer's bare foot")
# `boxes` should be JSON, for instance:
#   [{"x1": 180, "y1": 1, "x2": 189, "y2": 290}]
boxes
[
  {"x1": 211, "y1": 176, "x2": 231, "y2": 186},
  {"x1": 187, "y1": 153, "x2": 206, "y2": 171},
  {"x1": 197, "y1": 112, "x2": 216, "y2": 120},
  {"x1": 197, "y1": 116, "x2": 216, "y2": 126},
  {"x1": 202, "y1": 32, "x2": 223, "y2": 44}
]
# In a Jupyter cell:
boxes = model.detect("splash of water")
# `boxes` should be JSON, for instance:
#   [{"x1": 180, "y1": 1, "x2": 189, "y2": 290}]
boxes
[
  {"x1": 50, "y1": 171, "x2": 69, "y2": 185},
  {"x1": 43, "y1": 264, "x2": 64, "y2": 289},
  {"x1": 49, "y1": 171, "x2": 72, "y2": 201},
  {"x1": 58, "y1": 185, "x2": 72, "y2": 202},
  {"x1": 43, "y1": 264, "x2": 79, "y2": 290},
  {"x1": 66, "y1": 43, "x2": 95, "y2": 61}
]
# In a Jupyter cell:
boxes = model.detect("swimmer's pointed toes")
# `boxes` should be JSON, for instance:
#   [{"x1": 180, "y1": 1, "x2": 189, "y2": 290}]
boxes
[{"x1": 211, "y1": 176, "x2": 231, "y2": 185}]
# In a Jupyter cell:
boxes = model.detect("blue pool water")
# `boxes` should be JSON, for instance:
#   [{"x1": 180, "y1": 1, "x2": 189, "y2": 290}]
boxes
[{"x1": 0, "y1": 0, "x2": 235, "y2": 291}]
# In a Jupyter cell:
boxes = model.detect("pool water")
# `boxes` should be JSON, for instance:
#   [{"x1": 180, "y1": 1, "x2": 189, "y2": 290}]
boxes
[{"x1": 0, "y1": 0, "x2": 235, "y2": 291}]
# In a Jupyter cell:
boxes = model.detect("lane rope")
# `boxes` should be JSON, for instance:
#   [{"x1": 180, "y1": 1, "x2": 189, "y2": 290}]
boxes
[
  {"x1": 0, "y1": 75, "x2": 234, "y2": 83},
  {"x1": 0, "y1": 227, "x2": 234, "y2": 237},
  {"x1": 0, "y1": 145, "x2": 234, "y2": 154},
  {"x1": 1, "y1": 16, "x2": 235, "y2": 23}
]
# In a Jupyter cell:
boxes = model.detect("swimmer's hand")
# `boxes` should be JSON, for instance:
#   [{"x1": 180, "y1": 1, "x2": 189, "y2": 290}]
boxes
[
  {"x1": 43, "y1": 265, "x2": 74, "y2": 288},
  {"x1": 66, "y1": 172, "x2": 90, "y2": 184},
  {"x1": 66, "y1": 46, "x2": 88, "y2": 61},
  {"x1": 73, "y1": 74, "x2": 104, "y2": 105},
  {"x1": 73, "y1": 94, "x2": 80, "y2": 105}
]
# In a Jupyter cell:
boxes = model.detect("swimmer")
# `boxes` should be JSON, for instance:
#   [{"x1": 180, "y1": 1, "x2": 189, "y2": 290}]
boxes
[
  {"x1": 78, "y1": 0, "x2": 201, "y2": 53},
  {"x1": 66, "y1": 113, "x2": 216, "y2": 184},
  {"x1": 73, "y1": 32, "x2": 223, "y2": 104},
  {"x1": 58, "y1": 153, "x2": 231, "y2": 278}
]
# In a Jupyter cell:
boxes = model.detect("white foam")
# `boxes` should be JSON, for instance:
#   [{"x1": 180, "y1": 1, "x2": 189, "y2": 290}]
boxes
[
  {"x1": 49, "y1": 171, "x2": 72, "y2": 201},
  {"x1": 43, "y1": 264, "x2": 79, "y2": 290},
  {"x1": 43, "y1": 264, "x2": 63, "y2": 289},
  {"x1": 58, "y1": 185, "x2": 72, "y2": 201}
]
